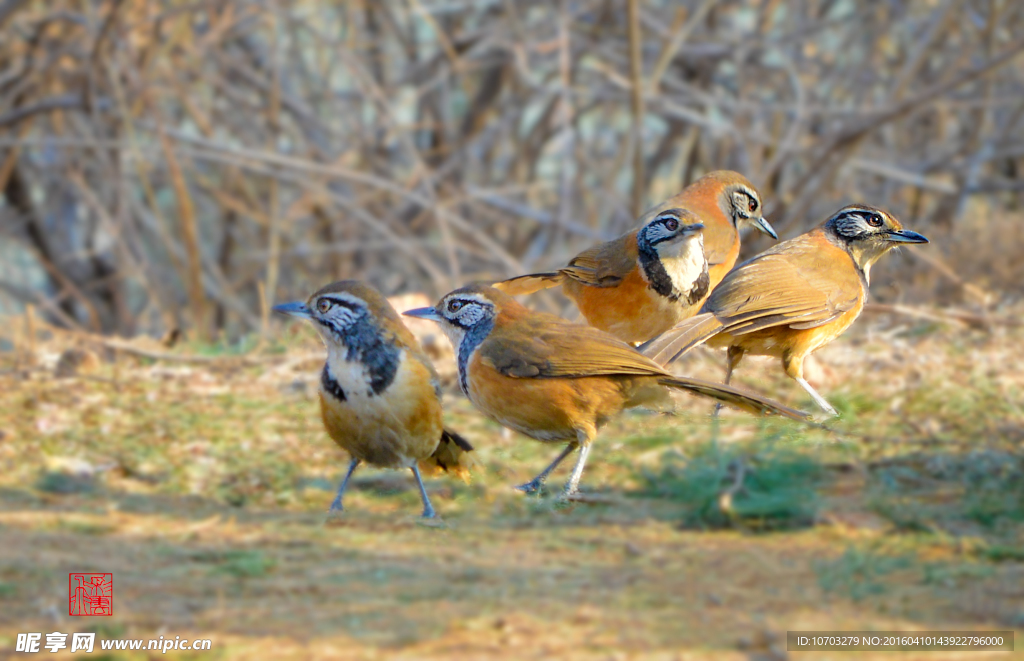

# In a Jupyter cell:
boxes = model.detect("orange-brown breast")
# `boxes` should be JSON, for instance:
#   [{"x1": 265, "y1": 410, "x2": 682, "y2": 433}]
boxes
[
  {"x1": 558, "y1": 231, "x2": 698, "y2": 343},
  {"x1": 319, "y1": 351, "x2": 443, "y2": 468},
  {"x1": 707, "y1": 242, "x2": 740, "y2": 290},
  {"x1": 563, "y1": 267, "x2": 682, "y2": 344}
]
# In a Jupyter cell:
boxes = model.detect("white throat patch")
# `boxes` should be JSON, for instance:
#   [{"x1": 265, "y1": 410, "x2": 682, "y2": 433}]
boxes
[{"x1": 655, "y1": 233, "x2": 706, "y2": 290}]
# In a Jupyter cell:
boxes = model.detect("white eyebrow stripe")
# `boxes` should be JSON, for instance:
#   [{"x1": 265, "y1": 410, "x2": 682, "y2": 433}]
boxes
[
  {"x1": 320, "y1": 292, "x2": 366, "y2": 308},
  {"x1": 445, "y1": 293, "x2": 492, "y2": 308}
]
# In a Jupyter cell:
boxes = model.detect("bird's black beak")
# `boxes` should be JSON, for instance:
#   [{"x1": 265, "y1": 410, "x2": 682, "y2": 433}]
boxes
[
  {"x1": 680, "y1": 222, "x2": 705, "y2": 235},
  {"x1": 753, "y1": 216, "x2": 778, "y2": 240},
  {"x1": 403, "y1": 307, "x2": 443, "y2": 322},
  {"x1": 272, "y1": 301, "x2": 312, "y2": 319},
  {"x1": 886, "y1": 229, "x2": 929, "y2": 244}
]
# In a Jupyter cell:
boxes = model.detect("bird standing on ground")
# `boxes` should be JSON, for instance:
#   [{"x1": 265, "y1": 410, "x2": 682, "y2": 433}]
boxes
[
  {"x1": 405, "y1": 285, "x2": 807, "y2": 498},
  {"x1": 274, "y1": 280, "x2": 475, "y2": 518},
  {"x1": 642, "y1": 205, "x2": 929, "y2": 417},
  {"x1": 494, "y1": 171, "x2": 777, "y2": 344}
]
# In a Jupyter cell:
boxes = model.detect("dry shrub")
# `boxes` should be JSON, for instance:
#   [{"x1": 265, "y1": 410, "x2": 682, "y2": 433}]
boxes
[{"x1": 0, "y1": 0, "x2": 1022, "y2": 337}]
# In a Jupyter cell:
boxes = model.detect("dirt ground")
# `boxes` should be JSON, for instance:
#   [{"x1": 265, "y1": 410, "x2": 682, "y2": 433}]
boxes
[{"x1": 0, "y1": 312, "x2": 1022, "y2": 660}]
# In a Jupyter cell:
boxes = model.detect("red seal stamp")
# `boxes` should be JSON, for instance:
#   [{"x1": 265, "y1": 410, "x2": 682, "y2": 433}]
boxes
[{"x1": 68, "y1": 573, "x2": 112, "y2": 616}]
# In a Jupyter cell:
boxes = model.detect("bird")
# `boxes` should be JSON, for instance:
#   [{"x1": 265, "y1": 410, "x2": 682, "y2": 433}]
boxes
[
  {"x1": 493, "y1": 171, "x2": 777, "y2": 344},
  {"x1": 404, "y1": 285, "x2": 808, "y2": 498},
  {"x1": 273, "y1": 280, "x2": 475, "y2": 518},
  {"x1": 495, "y1": 208, "x2": 708, "y2": 344},
  {"x1": 641, "y1": 204, "x2": 929, "y2": 417}
]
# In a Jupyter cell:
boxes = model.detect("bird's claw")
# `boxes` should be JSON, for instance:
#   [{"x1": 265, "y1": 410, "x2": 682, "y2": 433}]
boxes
[{"x1": 515, "y1": 479, "x2": 544, "y2": 494}]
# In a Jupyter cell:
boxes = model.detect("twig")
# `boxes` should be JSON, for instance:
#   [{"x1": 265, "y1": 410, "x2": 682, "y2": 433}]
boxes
[
  {"x1": 0, "y1": 94, "x2": 109, "y2": 129},
  {"x1": 626, "y1": 0, "x2": 644, "y2": 218}
]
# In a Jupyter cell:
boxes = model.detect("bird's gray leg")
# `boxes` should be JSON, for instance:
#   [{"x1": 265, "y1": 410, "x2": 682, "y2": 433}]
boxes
[
  {"x1": 329, "y1": 458, "x2": 361, "y2": 512},
  {"x1": 516, "y1": 442, "x2": 578, "y2": 494},
  {"x1": 560, "y1": 440, "x2": 593, "y2": 500},
  {"x1": 713, "y1": 345, "x2": 744, "y2": 417},
  {"x1": 795, "y1": 377, "x2": 838, "y2": 417},
  {"x1": 410, "y1": 464, "x2": 438, "y2": 519}
]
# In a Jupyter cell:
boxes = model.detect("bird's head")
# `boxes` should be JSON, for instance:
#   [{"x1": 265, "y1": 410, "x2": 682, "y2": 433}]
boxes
[
  {"x1": 824, "y1": 205, "x2": 929, "y2": 279},
  {"x1": 273, "y1": 280, "x2": 402, "y2": 351},
  {"x1": 637, "y1": 208, "x2": 705, "y2": 255},
  {"x1": 713, "y1": 171, "x2": 777, "y2": 239},
  {"x1": 403, "y1": 285, "x2": 500, "y2": 350}
]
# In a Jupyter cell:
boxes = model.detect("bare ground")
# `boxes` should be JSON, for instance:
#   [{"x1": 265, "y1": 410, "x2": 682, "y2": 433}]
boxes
[{"x1": 0, "y1": 314, "x2": 1022, "y2": 660}]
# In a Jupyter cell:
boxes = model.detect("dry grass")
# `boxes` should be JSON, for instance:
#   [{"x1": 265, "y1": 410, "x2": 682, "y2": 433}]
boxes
[{"x1": 0, "y1": 310, "x2": 1021, "y2": 659}]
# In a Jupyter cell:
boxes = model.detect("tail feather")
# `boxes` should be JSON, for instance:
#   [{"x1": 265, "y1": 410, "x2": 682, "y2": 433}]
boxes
[
  {"x1": 658, "y1": 376, "x2": 810, "y2": 421},
  {"x1": 492, "y1": 272, "x2": 564, "y2": 296},
  {"x1": 420, "y1": 428, "x2": 479, "y2": 481},
  {"x1": 641, "y1": 312, "x2": 724, "y2": 365}
]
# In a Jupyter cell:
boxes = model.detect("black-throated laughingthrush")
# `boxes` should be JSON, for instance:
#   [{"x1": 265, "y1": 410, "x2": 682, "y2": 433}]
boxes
[
  {"x1": 493, "y1": 171, "x2": 777, "y2": 344},
  {"x1": 274, "y1": 280, "x2": 475, "y2": 518},
  {"x1": 642, "y1": 205, "x2": 929, "y2": 417},
  {"x1": 404, "y1": 285, "x2": 807, "y2": 498}
]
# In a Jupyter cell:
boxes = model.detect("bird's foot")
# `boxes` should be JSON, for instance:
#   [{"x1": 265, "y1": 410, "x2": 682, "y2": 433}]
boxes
[
  {"x1": 324, "y1": 501, "x2": 348, "y2": 526},
  {"x1": 557, "y1": 486, "x2": 579, "y2": 502},
  {"x1": 515, "y1": 479, "x2": 545, "y2": 495},
  {"x1": 813, "y1": 408, "x2": 839, "y2": 423}
]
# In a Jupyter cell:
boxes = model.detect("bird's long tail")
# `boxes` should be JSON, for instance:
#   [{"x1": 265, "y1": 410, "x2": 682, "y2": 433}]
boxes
[
  {"x1": 658, "y1": 376, "x2": 810, "y2": 421},
  {"x1": 641, "y1": 312, "x2": 724, "y2": 365},
  {"x1": 492, "y1": 272, "x2": 564, "y2": 296},
  {"x1": 420, "y1": 429, "x2": 479, "y2": 481}
]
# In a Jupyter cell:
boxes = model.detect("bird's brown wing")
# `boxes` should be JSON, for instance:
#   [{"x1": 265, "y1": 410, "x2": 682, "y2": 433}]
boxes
[
  {"x1": 492, "y1": 272, "x2": 564, "y2": 296},
  {"x1": 706, "y1": 232, "x2": 863, "y2": 335},
  {"x1": 479, "y1": 308, "x2": 810, "y2": 421},
  {"x1": 480, "y1": 311, "x2": 668, "y2": 379},
  {"x1": 558, "y1": 232, "x2": 638, "y2": 288}
]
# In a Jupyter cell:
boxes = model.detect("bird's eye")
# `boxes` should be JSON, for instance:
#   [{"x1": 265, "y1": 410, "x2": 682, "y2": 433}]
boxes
[
  {"x1": 867, "y1": 213, "x2": 884, "y2": 227},
  {"x1": 663, "y1": 217, "x2": 679, "y2": 231},
  {"x1": 748, "y1": 198, "x2": 758, "y2": 213},
  {"x1": 447, "y1": 300, "x2": 464, "y2": 313},
  {"x1": 316, "y1": 299, "x2": 332, "y2": 314}
]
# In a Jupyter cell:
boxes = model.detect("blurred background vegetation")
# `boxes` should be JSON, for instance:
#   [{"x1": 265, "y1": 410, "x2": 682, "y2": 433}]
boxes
[{"x1": 1, "y1": 0, "x2": 1023, "y2": 340}]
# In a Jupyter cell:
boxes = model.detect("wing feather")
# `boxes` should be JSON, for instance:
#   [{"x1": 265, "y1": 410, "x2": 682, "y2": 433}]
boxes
[
  {"x1": 481, "y1": 313, "x2": 669, "y2": 379},
  {"x1": 559, "y1": 232, "x2": 638, "y2": 288},
  {"x1": 707, "y1": 234, "x2": 862, "y2": 335}
]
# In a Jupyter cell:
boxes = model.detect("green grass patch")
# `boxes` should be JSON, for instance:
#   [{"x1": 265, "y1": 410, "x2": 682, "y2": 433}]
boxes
[
  {"x1": 35, "y1": 471, "x2": 95, "y2": 494},
  {"x1": 815, "y1": 546, "x2": 914, "y2": 601},
  {"x1": 980, "y1": 545, "x2": 1024, "y2": 562},
  {"x1": 922, "y1": 561, "x2": 995, "y2": 586},
  {"x1": 868, "y1": 451, "x2": 1024, "y2": 534},
  {"x1": 636, "y1": 439, "x2": 824, "y2": 530},
  {"x1": 202, "y1": 550, "x2": 276, "y2": 578}
]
